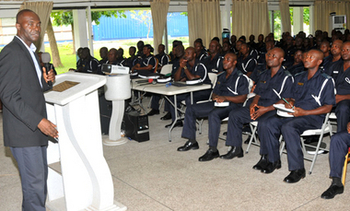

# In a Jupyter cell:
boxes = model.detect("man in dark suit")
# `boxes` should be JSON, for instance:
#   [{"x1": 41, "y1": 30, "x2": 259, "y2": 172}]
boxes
[{"x1": 0, "y1": 9, "x2": 58, "y2": 211}]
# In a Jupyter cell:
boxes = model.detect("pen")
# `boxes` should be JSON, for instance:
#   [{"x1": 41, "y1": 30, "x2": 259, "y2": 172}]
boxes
[{"x1": 282, "y1": 97, "x2": 294, "y2": 109}]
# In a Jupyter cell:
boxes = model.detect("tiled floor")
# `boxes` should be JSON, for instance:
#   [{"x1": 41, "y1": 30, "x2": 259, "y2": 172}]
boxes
[{"x1": 0, "y1": 99, "x2": 348, "y2": 210}]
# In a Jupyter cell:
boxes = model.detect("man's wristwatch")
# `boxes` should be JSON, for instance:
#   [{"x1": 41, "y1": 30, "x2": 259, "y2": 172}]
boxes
[{"x1": 183, "y1": 66, "x2": 188, "y2": 70}]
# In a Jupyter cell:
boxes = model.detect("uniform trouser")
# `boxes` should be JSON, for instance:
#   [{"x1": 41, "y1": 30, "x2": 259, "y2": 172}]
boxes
[
  {"x1": 258, "y1": 115, "x2": 322, "y2": 170},
  {"x1": 329, "y1": 131, "x2": 350, "y2": 178},
  {"x1": 151, "y1": 94, "x2": 170, "y2": 112},
  {"x1": 335, "y1": 100, "x2": 350, "y2": 132},
  {"x1": 226, "y1": 107, "x2": 276, "y2": 148},
  {"x1": 11, "y1": 146, "x2": 48, "y2": 211},
  {"x1": 167, "y1": 89, "x2": 212, "y2": 122},
  {"x1": 181, "y1": 101, "x2": 237, "y2": 144}
]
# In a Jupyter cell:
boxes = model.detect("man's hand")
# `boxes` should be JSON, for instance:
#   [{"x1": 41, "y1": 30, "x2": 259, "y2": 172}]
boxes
[
  {"x1": 42, "y1": 67, "x2": 55, "y2": 84},
  {"x1": 213, "y1": 96, "x2": 225, "y2": 103},
  {"x1": 250, "y1": 105, "x2": 268, "y2": 120},
  {"x1": 291, "y1": 107, "x2": 306, "y2": 117},
  {"x1": 179, "y1": 58, "x2": 187, "y2": 69},
  {"x1": 38, "y1": 118, "x2": 58, "y2": 138}
]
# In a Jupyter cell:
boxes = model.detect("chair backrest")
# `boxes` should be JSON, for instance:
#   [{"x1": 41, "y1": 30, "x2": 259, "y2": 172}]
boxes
[
  {"x1": 208, "y1": 72, "x2": 218, "y2": 99},
  {"x1": 208, "y1": 72, "x2": 218, "y2": 88},
  {"x1": 161, "y1": 64, "x2": 173, "y2": 75}
]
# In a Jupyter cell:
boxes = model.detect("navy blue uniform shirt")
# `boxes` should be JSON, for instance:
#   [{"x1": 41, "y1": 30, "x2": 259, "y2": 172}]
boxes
[
  {"x1": 237, "y1": 54, "x2": 257, "y2": 75},
  {"x1": 140, "y1": 54, "x2": 156, "y2": 72},
  {"x1": 254, "y1": 67, "x2": 294, "y2": 107},
  {"x1": 287, "y1": 63, "x2": 305, "y2": 76},
  {"x1": 172, "y1": 59, "x2": 211, "y2": 85},
  {"x1": 334, "y1": 63, "x2": 350, "y2": 95},
  {"x1": 213, "y1": 69, "x2": 250, "y2": 106},
  {"x1": 324, "y1": 58, "x2": 343, "y2": 79},
  {"x1": 203, "y1": 53, "x2": 223, "y2": 73},
  {"x1": 293, "y1": 70, "x2": 335, "y2": 119}
]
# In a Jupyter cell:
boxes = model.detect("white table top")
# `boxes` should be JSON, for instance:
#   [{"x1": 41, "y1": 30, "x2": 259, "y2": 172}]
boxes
[{"x1": 131, "y1": 79, "x2": 211, "y2": 95}]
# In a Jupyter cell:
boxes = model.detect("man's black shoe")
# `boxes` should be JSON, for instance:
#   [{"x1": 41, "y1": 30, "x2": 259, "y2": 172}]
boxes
[
  {"x1": 165, "y1": 120, "x2": 183, "y2": 128},
  {"x1": 253, "y1": 155, "x2": 268, "y2": 170},
  {"x1": 220, "y1": 146, "x2": 243, "y2": 159},
  {"x1": 147, "y1": 109, "x2": 159, "y2": 116},
  {"x1": 160, "y1": 112, "x2": 172, "y2": 120},
  {"x1": 261, "y1": 159, "x2": 281, "y2": 174},
  {"x1": 198, "y1": 148, "x2": 220, "y2": 161},
  {"x1": 283, "y1": 168, "x2": 306, "y2": 183},
  {"x1": 321, "y1": 184, "x2": 344, "y2": 199},
  {"x1": 177, "y1": 141, "x2": 199, "y2": 151}
]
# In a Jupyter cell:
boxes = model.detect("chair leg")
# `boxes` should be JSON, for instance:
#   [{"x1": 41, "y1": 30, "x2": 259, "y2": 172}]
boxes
[
  {"x1": 245, "y1": 124, "x2": 257, "y2": 153},
  {"x1": 308, "y1": 132, "x2": 326, "y2": 175},
  {"x1": 342, "y1": 153, "x2": 350, "y2": 185},
  {"x1": 279, "y1": 135, "x2": 285, "y2": 156},
  {"x1": 197, "y1": 119, "x2": 204, "y2": 134}
]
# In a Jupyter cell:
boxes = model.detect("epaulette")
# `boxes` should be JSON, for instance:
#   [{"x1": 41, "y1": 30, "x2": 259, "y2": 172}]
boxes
[
  {"x1": 217, "y1": 71, "x2": 225, "y2": 77},
  {"x1": 321, "y1": 72, "x2": 332, "y2": 79},
  {"x1": 294, "y1": 71, "x2": 304, "y2": 77}
]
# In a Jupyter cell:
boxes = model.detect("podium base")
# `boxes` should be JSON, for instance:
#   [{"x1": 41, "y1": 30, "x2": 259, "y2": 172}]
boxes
[
  {"x1": 103, "y1": 137, "x2": 128, "y2": 146},
  {"x1": 47, "y1": 198, "x2": 127, "y2": 211},
  {"x1": 86, "y1": 201, "x2": 127, "y2": 211}
]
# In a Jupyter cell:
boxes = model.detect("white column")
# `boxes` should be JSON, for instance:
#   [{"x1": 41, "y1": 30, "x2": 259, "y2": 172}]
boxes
[
  {"x1": 309, "y1": 5, "x2": 315, "y2": 36},
  {"x1": 221, "y1": 0, "x2": 231, "y2": 31},
  {"x1": 73, "y1": 9, "x2": 88, "y2": 51},
  {"x1": 293, "y1": 7, "x2": 303, "y2": 36},
  {"x1": 87, "y1": 6, "x2": 94, "y2": 57}
]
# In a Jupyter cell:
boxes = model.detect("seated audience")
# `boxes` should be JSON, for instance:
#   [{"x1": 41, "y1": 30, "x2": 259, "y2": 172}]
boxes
[
  {"x1": 194, "y1": 38, "x2": 208, "y2": 61},
  {"x1": 237, "y1": 43, "x2": 257, "y2": 77},
  {"x1": 99, "y1": 47, "x2": 108, "y2": 65},
  {"x1": 164, "y1": 47, "x2": 212, "y2": 128},
  {"x1": 122, "y1": 46, "x2": 137, "y2": 68},
  {"x1": 255, "y1": 49, "x2": 334, "y2": 183},
  {"x1": 333, "y1": 42, "x2": 350, "y2": 132},
  {"x1": 132, "y1": 44, "x2": 156, "y2": 74},
  {"x1": 324, "y1": 39, "x2": 343, "y2": 79},
  {"x1": 287, "y1": 50, "x2": 304, "y2": 76},
  {"x1": 177, "y1": 53, "x2": 249, "y2": 160},
  {"x1": 203, "y1": 39, "x2": 224, "y2": 73},
  {"x1": 75, "y1": 47, "x2": 102, "y2": 74},
  {"x1": 222, "y1": 47, "x2": 293, "y2": 160},
  {"x1": 155, "y1": 44, "x2": 170, "y2": 73}
]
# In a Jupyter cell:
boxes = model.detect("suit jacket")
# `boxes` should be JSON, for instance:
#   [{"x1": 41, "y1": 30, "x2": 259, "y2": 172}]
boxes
[{"x1": 0, "y1": 37, "x2": 51, "y2": 147}]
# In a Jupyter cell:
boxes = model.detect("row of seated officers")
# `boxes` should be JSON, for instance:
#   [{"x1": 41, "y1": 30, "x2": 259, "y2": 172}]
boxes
[
  {"x1": 72, "y1": 36, "x2": 350, "y2": 200},
  {"x1": 164, "y1": 44, "x2": 350, "y2": 200}
]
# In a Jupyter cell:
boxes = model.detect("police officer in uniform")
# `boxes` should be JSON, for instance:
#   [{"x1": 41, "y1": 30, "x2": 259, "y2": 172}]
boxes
[
  {"x1": 202, "y1": 39, "x2": 224, "y2": 73},
  {"x1": 255, "y1": 49, "x2": 335, "y2": 183},
  {"x1": 165, "y1": 47, "x2": 212, "y2": 128},
  {"x1": 132, "y1": 44, "x2": 156, "y2": 74},
  {"x1": 321, "y1": 122, "x2": 350, "y2": 199},
  {"x1": 333, "y1": 41, "x2": 350, "y2": 132},
  {"x1": 223, "y1": 47, "x2": 294, "y2": 159},
  {"x1": 177, "y1": 53, "x2": 250, "y2": 158},
  {"x1": 237, "y1": 43, "x2": 257, "y2": 78}
]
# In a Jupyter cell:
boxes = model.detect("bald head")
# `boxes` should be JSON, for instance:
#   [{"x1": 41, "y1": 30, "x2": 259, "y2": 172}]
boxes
[
  {"x1": 16, "y1": 9, "x2": 41, "y2": 46},
  {"x1": 304, "y1": 49, "x2": 324, "y2": 70}
]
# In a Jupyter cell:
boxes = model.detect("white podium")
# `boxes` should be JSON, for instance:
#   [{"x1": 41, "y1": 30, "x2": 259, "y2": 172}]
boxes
[
  {"x1": 44, "y1": 72, "x2": 126, "y2": 211},
  {"x1": 103, "y1": 74, "x2": 131, "y2": 146}
]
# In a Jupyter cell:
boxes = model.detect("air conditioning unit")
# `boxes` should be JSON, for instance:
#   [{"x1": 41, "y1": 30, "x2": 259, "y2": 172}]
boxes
[{"x1": 329, "y1": 15, "x2": 346, "y2": 34}]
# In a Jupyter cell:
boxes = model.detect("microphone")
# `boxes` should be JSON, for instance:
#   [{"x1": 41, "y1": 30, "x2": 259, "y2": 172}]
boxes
[{"x1": 41, "y1": 52, "x2": 53, "y2": 86}]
